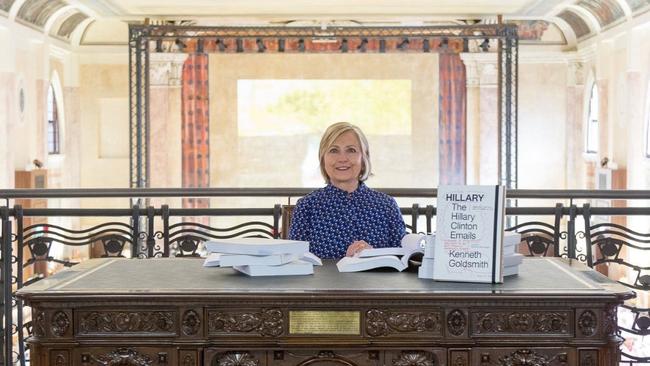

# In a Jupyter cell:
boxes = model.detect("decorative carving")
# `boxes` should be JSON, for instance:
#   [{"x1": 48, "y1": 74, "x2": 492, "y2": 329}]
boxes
[
  {"x1": 472, "y1": 311, "x2": 569, "y2": 335},
  {"x1": 182, "y1": 354, "x2": 195, "y2": 366},
  {"x1": 33, "y1": 310, "x2": 46, "y2": 337},
  {"x1": 51, "y1": 311, "x2": 70, "y2": 337},
  {"x1": 83, "y1": 348, "x2": 153, "y2": 366},
  {"x1": 497, "y1": 349, "x2": 550, "y2": 366},
  {"x1": 603, "y1": 305, "x2": 617, "y2": 338},
  {"x1": 392, "y1": 351, "x2": 435, "y2": 366},
  {"x1": 366, "y1": 309, "x2": 441, "y2": 337},
  {"x1": 579, "y1": 350, "x2": 597, "y2": 366},
  {"x1": 447, "y1": 309, "x2": 466, "y2": 336},
  {"x1": 578, "y1": 310, "x2": 597, "y2": 337},
  {"x1": 54, "y1": 352, "x2": 68, "y2": 366},
  {"x1": 182, "y1": 310, "x2": 201, "y2": 335},
  {"x1": 208, "y1": 308, "x2": 283, "y2": 337},
  {"x1": 214, "y1": 352, "x2": 259, "y2": 366},
  {"x1": 79, "y1": 311, "x2": 174, "y2": 334},
  {"x1": 452, "y1": 354, "x2": 468, "y2": 366}
]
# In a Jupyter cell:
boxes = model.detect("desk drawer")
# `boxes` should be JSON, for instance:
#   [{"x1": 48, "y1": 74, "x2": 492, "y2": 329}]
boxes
[
  {"x1": 73, "y1": 347, "x2": 176, "y2": 366},
  {"x1": 470, "y1": 347, "x2": 574, "y2": 366}
]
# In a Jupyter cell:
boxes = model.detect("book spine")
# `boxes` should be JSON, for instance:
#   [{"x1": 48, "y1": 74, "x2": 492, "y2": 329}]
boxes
[{"x1": 491, "y1": 185, "x2": 499, "y2": 283}]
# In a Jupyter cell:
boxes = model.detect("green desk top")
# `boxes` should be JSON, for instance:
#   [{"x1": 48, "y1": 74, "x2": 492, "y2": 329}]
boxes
[{"x1": 16, "y1": 257, "x2": 633, "y2": 301}]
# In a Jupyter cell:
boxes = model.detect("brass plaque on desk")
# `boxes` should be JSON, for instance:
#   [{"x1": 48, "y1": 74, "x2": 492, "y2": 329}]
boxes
[{"x1": 289, "y1": 311, "x2": 360, "y2": 335}]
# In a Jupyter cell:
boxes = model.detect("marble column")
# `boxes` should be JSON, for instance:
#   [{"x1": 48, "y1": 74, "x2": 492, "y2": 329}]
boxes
[{"x1": 460, "y1": 53, "x2": 499, "y2": 185}]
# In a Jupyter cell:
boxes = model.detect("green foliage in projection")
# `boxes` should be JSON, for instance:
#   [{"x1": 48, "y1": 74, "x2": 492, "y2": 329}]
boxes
[{"x1": 266, "y1": 80, "x2": 411, "y2": 135}]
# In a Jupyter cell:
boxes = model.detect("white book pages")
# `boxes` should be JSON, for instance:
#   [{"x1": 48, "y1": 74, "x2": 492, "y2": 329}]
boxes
[
  {"x1": 357, "y1": 234, "x2": 425, "y2": 258},
  {"x1": 204, "y1": 238, "x2": 309, "y2": 256},
  {"x1": 503, "y1": 253, "x2": 525, "y2": 267},
  {"x1": 503, "y1": 264, "x2": 519, "y2": 277},
  {"x1": 503, "y1": 243, "x2": 517, "y2": 255},
  {"x1": 357, "y1": 247, "x2": 405, "y2": 257},
  {"x1": 504, "y1": 232, "x2": 522, "y2": 247},
  {"x1": 203, "y1": 253, "x2": 222, "y2": 267},
  {"x1": 233, "y1": 260, "x2": 314, "y2": 276},
  {"x1": 418, "y1": 257, "x2": 435, "y2": 279},
  {"x1": 336, "y1": 256, "x2": 407, "y2": 272},
  {"x1": 300, "y1": 252, "x2": 322, "y2": 266},
  {"x1": 219, "y1": 253, "x2": 298, "y2": 267}
]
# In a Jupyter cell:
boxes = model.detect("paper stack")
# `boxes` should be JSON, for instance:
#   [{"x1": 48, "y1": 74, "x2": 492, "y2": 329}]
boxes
[
  {"x1": 418, "y1": 232, "x2": 523, "y2": 279},
  {"x1": 203, "y1": 238, "x2": 321, "y2": 276},
  {"x1": 418, "y1": 234, "x2": 436, "y2": 279},
  {"x1": 503, "y1": 232, "x2": 523, "y2": 276}
]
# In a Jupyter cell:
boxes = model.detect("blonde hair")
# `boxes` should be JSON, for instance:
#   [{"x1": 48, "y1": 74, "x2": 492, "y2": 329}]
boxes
[{"x1": 318, "y1": 122, "x2": 372, "y2": 183}]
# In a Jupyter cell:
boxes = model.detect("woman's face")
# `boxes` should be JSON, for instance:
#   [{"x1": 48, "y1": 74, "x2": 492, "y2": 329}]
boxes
[{"x1": 323, "y1": 130, "x2": 363, "y2": 191}]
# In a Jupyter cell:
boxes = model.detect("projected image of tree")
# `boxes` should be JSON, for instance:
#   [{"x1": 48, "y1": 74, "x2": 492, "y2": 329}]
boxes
[{"x1": 238, "y1": 80, "x2": 411, "y2": 136}]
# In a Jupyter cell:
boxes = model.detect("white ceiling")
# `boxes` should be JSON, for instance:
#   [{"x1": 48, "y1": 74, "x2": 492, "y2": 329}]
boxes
[{"x1": 77, "y1": 0, "x2": 564, "y2": 19}]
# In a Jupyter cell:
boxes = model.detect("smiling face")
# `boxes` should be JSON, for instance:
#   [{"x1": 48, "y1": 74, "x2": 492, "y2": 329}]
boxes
[{"x1": 323, "y1": 130, "x2": 364, "y2": 192}]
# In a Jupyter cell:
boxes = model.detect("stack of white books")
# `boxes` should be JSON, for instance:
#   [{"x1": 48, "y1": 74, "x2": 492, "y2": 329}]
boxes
[
  {"x1": 202, "y1": 238, "x2": 321, "y2": 276},
  {"x1": 502, "y1": 232, "x2": 524, "y2": 276},
  {"x1": 418, "y1": 232, "x2": 523, "y2": 279}
]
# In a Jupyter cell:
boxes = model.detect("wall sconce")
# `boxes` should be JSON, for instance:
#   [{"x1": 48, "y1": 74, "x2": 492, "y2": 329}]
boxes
[
  {"x1": 480, "y1": 38, "x2": 490, "y2": 52},
  {"x1": 174, "y1": 38, "x2": 187, "y2": 51},
  {"x1": 397, "y1": 38, "x2": 410, "y2": 50},
  {"x1": 216, "y1": 39, "x2": 226, "y2": 52},
  {"x1": 339, "y1": 38, "x2": 348, "y2": 53},
  {"x1": 357, "y1": 38, "x2": 368, "y2": 52},
  {"x1": 256, "y1": 38, "x2": 266, "y2": 53},
  {"x1": 439, "y1": 38, "x2": 448, "y2": 50}
]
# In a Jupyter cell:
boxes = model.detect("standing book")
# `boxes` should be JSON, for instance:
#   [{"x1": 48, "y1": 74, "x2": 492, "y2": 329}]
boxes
[{"x1": 433, "y1": 185, "x2": 506, "y2": 283}]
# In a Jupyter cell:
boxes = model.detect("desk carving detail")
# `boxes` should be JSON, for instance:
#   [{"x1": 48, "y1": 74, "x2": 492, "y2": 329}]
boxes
[
  {"x1": 51, "y1": 311, "x2": 70, "y2": 337},
  {"x1": 480, "y1": 349, "x2": 569, "y2": 366},
  {"x1": 81, "y1": 348, "x2": 153, "y2": 366},
  {"x1": 366, "y1": 309, "x2": 441, "y2": 337},
  {"x1": 447, "y1": 309, "x2": 466, "y2": 336},
  {"x1": 208, "y1": 309, "x2": 283, "y2": 337},
  {"x1": 392, "y1": 351, "x2": 436, "y2": 366},
  {"x1": 214, "y1": 352, "x2": 259, "y2": 366},
  {"x1": 33, "y1": 309, "x2": 46, "y2": 337},
  {"x1": 471, "y1": 311, "x2": 569, "y2": 335},
  {"x1": 182, "y1": 309, "x2": 201, "y2": 335},
  {"x1": 577, "y1": 310, "x2": 597, "y2": 336},
  {"x1": 79, "y1": 311, "x2": 175, "y2": 334}
]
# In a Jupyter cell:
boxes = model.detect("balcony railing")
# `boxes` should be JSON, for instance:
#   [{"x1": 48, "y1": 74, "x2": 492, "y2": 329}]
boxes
[{"x1": 1, "y1": 188, "x2": 649, "y2": 365}]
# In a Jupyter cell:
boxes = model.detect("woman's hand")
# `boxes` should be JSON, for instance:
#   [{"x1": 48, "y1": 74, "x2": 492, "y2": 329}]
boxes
[{"x1": 346, "y1": 240, "x2": 372, "y2": 257}]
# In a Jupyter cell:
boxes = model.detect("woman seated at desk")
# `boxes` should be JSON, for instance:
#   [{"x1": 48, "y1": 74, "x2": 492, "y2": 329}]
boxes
[{"x1": 289, "y1": 122, "x2": 406, "y2": 259}]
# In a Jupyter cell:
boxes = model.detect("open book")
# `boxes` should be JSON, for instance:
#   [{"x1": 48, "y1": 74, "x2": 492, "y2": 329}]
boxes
[{"x1": 336, "y1": 234, "x2": 427, "y2": 272}]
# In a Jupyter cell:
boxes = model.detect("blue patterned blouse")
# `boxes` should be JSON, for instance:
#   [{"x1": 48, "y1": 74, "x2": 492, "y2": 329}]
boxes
[{"x1": 288, "y1": 183, "x2": 406, "y2": 259}]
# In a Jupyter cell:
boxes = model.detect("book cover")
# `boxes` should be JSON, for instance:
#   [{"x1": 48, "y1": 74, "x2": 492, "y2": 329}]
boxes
[
  {"x1": 204, "y1": 238, "x2": 309, "y2": 256},
  {"x1": 433, "y1": 185, "x2": 506, "y2": 283}
]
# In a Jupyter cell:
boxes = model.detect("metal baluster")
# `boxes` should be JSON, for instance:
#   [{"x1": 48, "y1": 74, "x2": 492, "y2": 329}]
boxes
[
  {"x1": 1, "y1": 207, "x2": 12, "y2": 366},
  {"x1": 411, "y1": 203, "x2": 420, "y2": 233}
]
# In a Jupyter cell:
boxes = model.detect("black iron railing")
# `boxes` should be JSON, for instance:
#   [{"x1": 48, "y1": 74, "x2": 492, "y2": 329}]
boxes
[{"x1": 1, "y1": 188, "x2": 649, "y2": 365}]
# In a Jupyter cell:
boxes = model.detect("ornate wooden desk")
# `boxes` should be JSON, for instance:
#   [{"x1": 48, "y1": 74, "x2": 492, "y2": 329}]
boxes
[{"x1": 17, "y1": 258, "x2": 633, "y2": 366}]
